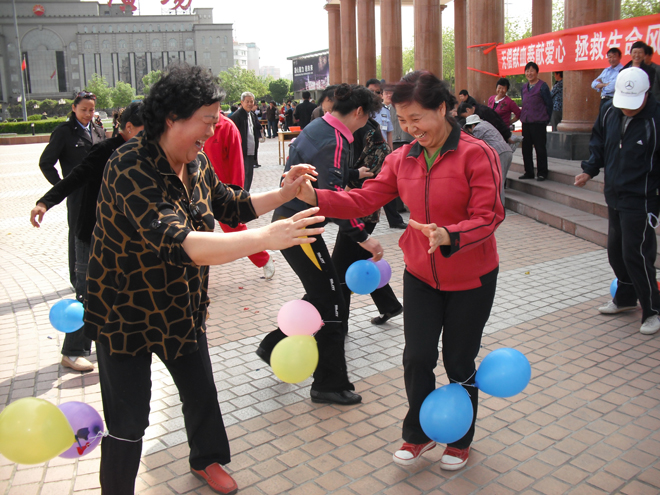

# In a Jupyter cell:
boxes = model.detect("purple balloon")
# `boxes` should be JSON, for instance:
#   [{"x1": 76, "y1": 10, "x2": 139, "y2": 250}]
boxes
[
  {"x1": 58, "y1": 402, "x2": 104, "y2": 458},
  {"x1": 374, "y1": 259, "x2": 392, "y2": 289}
]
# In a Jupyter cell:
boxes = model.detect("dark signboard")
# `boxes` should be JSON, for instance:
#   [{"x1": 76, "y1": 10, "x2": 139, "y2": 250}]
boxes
[{"x1": 292, "y1": 53, "x2": 329, "y2": 92}]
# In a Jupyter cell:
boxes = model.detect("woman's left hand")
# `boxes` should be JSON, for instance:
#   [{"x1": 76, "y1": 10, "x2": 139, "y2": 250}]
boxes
[
  {"x1": 280, "y1": 164, "x2": 317, "y2": 202},
  {"x1": 409, "y1": 219, "x2": 450, "y2": 254}
]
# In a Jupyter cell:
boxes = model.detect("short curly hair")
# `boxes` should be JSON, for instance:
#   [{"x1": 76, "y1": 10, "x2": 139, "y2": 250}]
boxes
[{"x1": 143, "y1": 63, "x2": 225, "y2": 141}]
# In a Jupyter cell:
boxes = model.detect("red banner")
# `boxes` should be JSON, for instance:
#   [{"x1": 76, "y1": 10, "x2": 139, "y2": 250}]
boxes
[{"x1": 496, "y1": 14, "x2": 660, "y2": 75}]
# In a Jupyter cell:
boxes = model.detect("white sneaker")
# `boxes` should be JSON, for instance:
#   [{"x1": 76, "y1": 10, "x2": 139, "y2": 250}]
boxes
[
  {"x1": 263, "y1": 257, "x2": 275, "y2": 280},
  {"x1": 640, "y1": 316, "x2": 660, "y2": 335},
  {"x1": 598, "y1": 301, "x2": 636, "y2": 314}
]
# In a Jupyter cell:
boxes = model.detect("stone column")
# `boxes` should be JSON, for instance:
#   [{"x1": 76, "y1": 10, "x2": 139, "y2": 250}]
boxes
[
  {"x1": 414, "y1": 0, "x2": 442, "y2": 77},
  {"x1": 467, "y1": 0, "x2": 504, "y2": 105},
  {"x1": 358, "y1": 0, "x2": 377, "y2": 84},
  {"x1": 340, "y1": 0, "x2": 358, "y2": 84},
  {"x1": 557, "y1": 0, "x2": 621, "y2": 133},
  {"x1": 325, "y1": 4, "x2": 342, "y2": 85},
  {"x1": 381, "y1": 0, "x2": 403, "y2": 84},
  {"x1": 532, "y1": 0, "x2": 553, "y2": 87},
  {"x1": 454, "y1": 0, "x2": 467, "y2": 94}
]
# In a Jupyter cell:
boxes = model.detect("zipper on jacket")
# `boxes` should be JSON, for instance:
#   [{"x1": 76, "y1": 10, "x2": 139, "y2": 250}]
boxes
[{"x1": 424, "y1": 161, "x2": 441, "y2": 290}]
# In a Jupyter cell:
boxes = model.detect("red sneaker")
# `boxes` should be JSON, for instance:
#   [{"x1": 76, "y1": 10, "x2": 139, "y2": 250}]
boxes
[
  {"x1": 191, "y1": 463, "x2": 238, "y2": 495},
  {"x1": 392, "y1": 440, "x2": 436, "y2": 466},
  {"x1": 440, "y1": 446, "x2": 470, "y2": 471}
]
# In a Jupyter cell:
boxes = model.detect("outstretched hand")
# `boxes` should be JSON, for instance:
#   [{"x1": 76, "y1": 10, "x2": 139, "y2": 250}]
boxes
[
  {"x1": 265, "y1": 207, "x2": 325, "y2": 250},
  {"x1": 279, "y1": 164, "x2": 318, "y2": 203},
  {"x1": 30, "y1": 203, "x2": 47, "y2": 228},
  {"x1": 408, "y1": 219, "x2": 450, "y2": 254}
]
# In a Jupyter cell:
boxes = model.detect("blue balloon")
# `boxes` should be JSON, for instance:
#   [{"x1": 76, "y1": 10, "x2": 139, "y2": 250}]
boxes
[
  {"x1": 419, "y1": 383, "x2": 473, "y2": 444},
  {"x1": 475, "y1": 348, "x2": 531, "y2": 398},
  {"x1": 610, "y1": 278, "x2": 618, "y2": 298},
  {"x1": 345, "y1": 260, "x2": 381, "y2": 295},
  {"x1": 49, "y1": 299, "x2": 84, "y2": 333}
]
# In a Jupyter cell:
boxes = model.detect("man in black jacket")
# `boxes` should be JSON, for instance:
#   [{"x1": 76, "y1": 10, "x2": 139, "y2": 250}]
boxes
[
  {"x1": 293, "y1": 91, "x2": 316, "y2": 129},
  {"x1": 575, "y1": 67, "x2": 660, "y2": 335},
  {"x1": 229, "y1": 91, "x2": 262, "y2": 191}
]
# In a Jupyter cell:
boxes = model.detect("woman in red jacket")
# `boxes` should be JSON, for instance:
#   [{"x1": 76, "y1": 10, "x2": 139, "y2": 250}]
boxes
[{"x1": 297, "y1": 71, "x2": 505, "y2": 471}]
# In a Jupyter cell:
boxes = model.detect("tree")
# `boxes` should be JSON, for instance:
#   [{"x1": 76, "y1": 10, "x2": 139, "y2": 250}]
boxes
[
  {"x1": 269, "y1": 79, "x2": 290, "y2": 104},
  {"x1": 552, "y1": 0, "x2": 565, "y2": 32},
  {"x1": 621, "y1": 0, "x2": 660, "y2": 18},
  {"x1": 111, "y1": 81, "x2": 136, "y2": 108},
  {"x1": 84, "y1": 74, "x2": 112, "y2": 110},
  {"x1": 216, "y1": 66, "x2": 269, "y2": 104},
  {"x1": 442, "y1": 28, "x2": 455, "y2": 88},
  {"x1": 141, "y1": 70, "x2": 162, "y2": 96}
]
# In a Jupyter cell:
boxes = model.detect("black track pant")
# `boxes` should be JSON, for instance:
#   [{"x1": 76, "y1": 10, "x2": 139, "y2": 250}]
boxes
[
  {"x1": 522, "y1": 122, "x2": 548, "y2": 178},
  {"x1": 97, "y1": 332, "x2": 230, "y2": 494},
  {"x1": 402, "y1": 270, "x2": 497, "y2": 450},
  {"x1": 608, "y1": 206, "x2": 660, "y2": 323},
  {"x1": 260, "y1": 234, "x2": 354, "y2": 392}
]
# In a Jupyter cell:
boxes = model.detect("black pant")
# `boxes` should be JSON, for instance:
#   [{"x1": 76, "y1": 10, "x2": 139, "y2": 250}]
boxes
[
  {"x1": 244, "y1": 155, "x2": 256, "y2": 191},
  {"x1": 331, "y1": 222, "x2": 402, "y2": 325},
  {"x1": 402, "y1": 270, "x2": 497, "y2": 449},
  {"x1": 522, "y1": 122, "x2": 548, "y2": 178},
  {"x1": 97, "y1": 332, "x2": 230, "y2": 494},
  {"x1": 66, "y1": 195, "x2": 81, "y2": 288},
  {"x1": 608, "y1": 206, "x2": 660, "y2": 322},
  {"x1": 267, "y1": 120, "x2": 278, "y2": 138},
  {"x1": 62, "y1": 238, "x2": 92, "y2": 357},
  {"x1": 260, "y1": 234, "x2": 354, "y2": 393}
]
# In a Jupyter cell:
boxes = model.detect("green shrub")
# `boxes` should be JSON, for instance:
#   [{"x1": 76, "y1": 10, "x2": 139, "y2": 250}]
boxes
[
  {"x1": 0, "y1": 118, "x2": 66, "y2": 134},
  {"x1": 27, "y1": 114, "x2": 42, "y2": 121}
]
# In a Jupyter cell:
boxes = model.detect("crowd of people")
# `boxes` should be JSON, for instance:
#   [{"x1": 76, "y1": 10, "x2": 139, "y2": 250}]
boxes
[{"x1": 25, "y1": 35, "x2": 660, "y2": 493}]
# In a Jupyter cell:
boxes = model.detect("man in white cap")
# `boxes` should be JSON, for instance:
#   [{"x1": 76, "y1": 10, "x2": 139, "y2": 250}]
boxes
[
  {"x1": 575, "y1": 67, "x2": 660, "y2": 335},
  {"x1": 463, "y1": 114, "x2": 512, "y2": 202}
]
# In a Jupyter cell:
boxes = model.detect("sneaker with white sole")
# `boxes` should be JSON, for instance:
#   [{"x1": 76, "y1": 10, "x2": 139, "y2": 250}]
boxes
[
  {"x1": 263, "y1": 257, "x2": 275, "y2": 280},
  {"x1": 640, "y1": 315, "x2": 660, "y2": 335},
  {"x1": 598, "y1": 301, "x2": 637, "y2": 314},
  {"x1": 392, "y1": 440, "x2": 436, "y2": 466},
  {"x1": 439, "y1": 446, "x2": 470, "y2": 471}
]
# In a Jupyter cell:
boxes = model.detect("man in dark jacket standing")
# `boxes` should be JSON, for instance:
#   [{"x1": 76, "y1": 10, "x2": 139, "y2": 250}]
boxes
[
  {"x1": 265, "y1": 101, "x2": 279, "y2": 138},
  {"x1": 229, "y1": 91, "x2": 262, "y2": 191},
  {"x1": 575, "y1": 67, "x2": 660, "y2": 335},
  {"x1": 294, "y1": 91, "x2": 316, "y2": 129}
]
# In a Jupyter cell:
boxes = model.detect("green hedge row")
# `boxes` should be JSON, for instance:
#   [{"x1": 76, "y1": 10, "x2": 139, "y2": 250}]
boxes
[{"x1": 0, "y1": 118, "x2": 66, "y2": 135}]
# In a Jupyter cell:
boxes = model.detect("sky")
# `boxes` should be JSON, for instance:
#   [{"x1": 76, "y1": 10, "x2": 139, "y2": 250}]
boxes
[{"x1": 85, "y1": 0, "x2": 533, "y2": 79}]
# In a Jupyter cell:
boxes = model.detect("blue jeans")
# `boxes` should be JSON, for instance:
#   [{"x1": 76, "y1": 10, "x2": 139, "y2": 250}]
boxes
[{"x1": 267, "y1": 120, "x2": 278, "y2": 138}]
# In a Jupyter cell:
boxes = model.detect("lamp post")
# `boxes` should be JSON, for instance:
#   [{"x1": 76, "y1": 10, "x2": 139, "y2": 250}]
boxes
[{"x1": 12, "y1": 0, "x2": 28, "y2": 122}]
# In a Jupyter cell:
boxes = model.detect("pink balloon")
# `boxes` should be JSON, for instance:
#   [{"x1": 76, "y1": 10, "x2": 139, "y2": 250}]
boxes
[
  {"x1": 278, "y1": 300, "x2": 323, "y2": 336},
  {"x1": 374, "y1": 259, "x2": 392, "y2": 289}
]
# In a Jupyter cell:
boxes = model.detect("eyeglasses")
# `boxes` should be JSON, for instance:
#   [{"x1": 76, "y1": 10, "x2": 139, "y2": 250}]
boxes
[
  {"x1": 371, "y1": 90, "x2": 382, "y2": 95},
  {"x1": 76, "y1": 91, "x2": 96, "y2": 100}
]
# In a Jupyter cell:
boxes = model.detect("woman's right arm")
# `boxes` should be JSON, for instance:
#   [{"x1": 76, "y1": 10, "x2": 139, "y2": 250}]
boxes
[{"x1": 38, "y1": 127, "x2": 66, "y2": 185}]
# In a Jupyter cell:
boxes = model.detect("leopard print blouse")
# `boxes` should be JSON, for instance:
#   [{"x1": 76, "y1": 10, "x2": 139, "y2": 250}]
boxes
[{"x1": 84, "y1": 133, "x2": 257, "y2": 359}]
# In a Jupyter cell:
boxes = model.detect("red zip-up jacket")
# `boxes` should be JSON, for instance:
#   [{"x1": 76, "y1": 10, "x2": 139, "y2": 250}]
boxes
[{"x1": 316, "y1": 122, "x2": 505, "y2": 291}]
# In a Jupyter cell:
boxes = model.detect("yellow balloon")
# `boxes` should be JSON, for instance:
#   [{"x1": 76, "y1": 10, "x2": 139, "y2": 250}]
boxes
[
  {"x1": 271, "y1": 335, "x2": 319, "y2": 383},
  {"x1": 0, "y1": 398, "x2": 75, "y2": 464}
]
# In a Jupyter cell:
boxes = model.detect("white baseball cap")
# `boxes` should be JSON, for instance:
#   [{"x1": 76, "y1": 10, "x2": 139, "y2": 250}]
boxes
[
  {"x1": 464, "y1": 114, "x2": 482, "y2": 127},
  {"x1": 613, "y1": 67, "x2": 650, "y2": 110}
]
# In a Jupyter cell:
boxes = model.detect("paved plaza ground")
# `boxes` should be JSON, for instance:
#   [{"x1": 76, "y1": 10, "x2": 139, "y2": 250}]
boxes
[{"x1": 1, "y1": 138, "x2": 660, "y2": 494}]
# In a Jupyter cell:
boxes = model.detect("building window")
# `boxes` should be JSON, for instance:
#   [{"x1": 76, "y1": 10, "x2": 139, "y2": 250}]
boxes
[
  {"x1": 168, "y1": 38, "x2": 177, "y2": 49},
  {"x1": 201, "y1": 36, "x2": 205, "y2": 45},
  {"x1": 152, "y1": 38, "x2": 161, "y2": 49},
  {"x1": 92, "y1": 26, "x2": 97, "y2": 33},
  {"x1": 148, "y1": 24, "x2": 153, "y2": 32},
  {"x1": 69, "y1": 42, "x2": 77, "y2": 51},
  {"x1": 84, "y1": 26, "x2": 88, "y2": 33},
  {"x1": 220, "y1": 51, "x2": 227, "y2": 59},
  {"x1": 108, "y1": 25, "x2": 113, "y2": 33},
  {"x1": 141, "y1": 24, "x2": 145, "y2": 32},
  {"x1": 102, "y1": 40, "x2": 110, "y2": 50},
  {"x1": 203, "y1": 52, "x2": 210, "y2": 61},
  {"x1": 84, "y1": 40, "x2": 93, "y2": 50},
  {"x1": 224, "y1": 36, "x2": 228, "y2": 44},
  {"x1": 135, "y1": 39, "x2": 144, "y2": 50},
  {"x1": 216, "y1": 36, "x2": 221, "y2": 45},
  {"x1": 185, "y1": 38, "x2": 193, "y2": 50},
  {"x1": 71, "y1": 57, "x2": 78, "y2": 65},
  {"x1": 118, "y1": 39, "x2": 127, "y2": 49}
]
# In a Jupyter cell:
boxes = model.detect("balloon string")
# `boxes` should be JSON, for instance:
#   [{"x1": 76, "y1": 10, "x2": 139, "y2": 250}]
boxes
[
  {"x1": 92, "y1": 430, "x2": 143, "y2": 443},
  {"x1": 449, "y1": 370, "x2": 478, "y2": 397}
]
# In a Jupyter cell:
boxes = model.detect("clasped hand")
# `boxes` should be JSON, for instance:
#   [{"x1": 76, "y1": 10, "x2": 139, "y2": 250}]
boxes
[
  {"x1": 279, "y1": 164, "x2": 318, "y2": 203},
  {"x1": 409, "y1": 219, "x2": 450, "y2": 254}
]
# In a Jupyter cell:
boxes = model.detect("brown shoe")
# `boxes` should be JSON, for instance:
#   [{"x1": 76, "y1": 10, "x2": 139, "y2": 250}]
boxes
[
  {"x1": 61, "y1": 356, "x2": 94, "y2": 372},
  {"x1": 191, "y1": 463, "x2": 238, "y2": 495}
]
